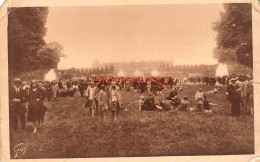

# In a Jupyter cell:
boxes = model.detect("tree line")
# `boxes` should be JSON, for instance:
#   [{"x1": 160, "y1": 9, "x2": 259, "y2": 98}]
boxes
[
  {"x1": 159, "y1": 64, "x2": 218, "y2": 72},
  {"x1": 60, "y1": 65, "x2": 115, "y2": 75}
]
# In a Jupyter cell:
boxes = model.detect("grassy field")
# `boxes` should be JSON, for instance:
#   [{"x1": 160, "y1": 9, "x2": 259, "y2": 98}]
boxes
[{"x1": 10, "y1": 84, "x2": 254, "y2": 158}]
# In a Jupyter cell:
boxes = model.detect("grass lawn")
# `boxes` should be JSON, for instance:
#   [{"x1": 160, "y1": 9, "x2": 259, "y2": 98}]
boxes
[{"x1": 10, "y1": 84, "x2": 254, "y2": 158}]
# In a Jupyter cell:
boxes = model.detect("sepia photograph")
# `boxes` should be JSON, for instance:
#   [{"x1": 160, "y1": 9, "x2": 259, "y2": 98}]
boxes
[{"x1": 7, "y1": 3, "x2": 254, "y2": 159}]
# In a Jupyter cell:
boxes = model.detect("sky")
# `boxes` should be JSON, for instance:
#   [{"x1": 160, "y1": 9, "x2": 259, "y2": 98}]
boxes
[{"x1": 44, "y1": 4, "x2": 225, "y2": 69}]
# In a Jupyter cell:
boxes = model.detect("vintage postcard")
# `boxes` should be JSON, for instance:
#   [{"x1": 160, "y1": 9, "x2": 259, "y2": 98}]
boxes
[{"x1": 0, "y1": 0, "x2": 260, "y2": 161}]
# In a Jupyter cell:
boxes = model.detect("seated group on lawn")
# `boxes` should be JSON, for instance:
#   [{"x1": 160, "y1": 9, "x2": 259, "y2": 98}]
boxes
[{"x1": 139, "y1": 87, "x2": 214, "y2": 112}]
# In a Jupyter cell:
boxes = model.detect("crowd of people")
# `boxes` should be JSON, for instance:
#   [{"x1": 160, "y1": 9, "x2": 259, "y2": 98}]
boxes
[{"x1": 9, "y1": 74, "x2": 253, "y2": 133}]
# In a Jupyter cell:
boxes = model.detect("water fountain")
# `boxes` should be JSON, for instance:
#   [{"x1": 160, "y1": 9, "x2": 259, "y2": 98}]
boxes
[
  {"x1": 44, "y1": 68, "x2": 57, "y2": 81},
  {"x1": 133, "y1": 69, "x2": 143, "y2": 77},
  {"x1": 216, "y1": 63, "x2": 229, "y2": 76},
  {"x1": 151, "y1": 69, "x2": 160, "y2": 76}
]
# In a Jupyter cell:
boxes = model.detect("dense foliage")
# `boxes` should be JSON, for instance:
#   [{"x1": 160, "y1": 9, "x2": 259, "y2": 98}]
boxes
[
  {"x1": 8, "y1": 7, "x2": 62, "y2": 76},
  {"x1": 214, "y1": 3, "x2": 252, "y2": 68}
]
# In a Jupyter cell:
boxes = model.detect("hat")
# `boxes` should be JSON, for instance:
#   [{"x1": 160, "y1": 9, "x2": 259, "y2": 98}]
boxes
[
  {"x1": 111, "y1": 80, "x2": 116, "y2": 86},
  {"x1": 230, "y1": 78, "x2": 237, "y2": 82},
  {"x1": 13, "y1": 78, "x2": 22, "y2": 83}
]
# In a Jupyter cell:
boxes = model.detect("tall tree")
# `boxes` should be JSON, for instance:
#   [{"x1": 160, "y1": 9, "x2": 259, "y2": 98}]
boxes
[
  {"x1": 100, "y1": 67, "x2": 105, "y2": 74},
  {"x1": 109, "y1": 65, "x2": 115, "y2": 73},
  {"x1": 105, "y1": 66, "x2": 109, "y2": 74},
  {"x1": 8, "y1": 7, "x2": 62, "y2": 77},
  {"x1": 213, "y1": 3, "x2": 252, "y2": 68}
]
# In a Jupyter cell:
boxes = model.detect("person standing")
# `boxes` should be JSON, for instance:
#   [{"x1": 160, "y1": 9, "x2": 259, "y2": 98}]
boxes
[
  {"x1": 85, "y1": 82, "x2": 97, "y2": 117},
  {"x1": 78, "y1": 80, "x2": 85, "y2": 97},
  {"x1": 137, "y1": 95, "x2": 145, "y2": 111},
  {"x1": 98, "y1": 85, "x2": 109, "y2": 121},
  {"x1": 146, "y1": 79, "x2": 152, "y2": 93},
  {"x1": 140, "y1": 80, "x2": 146, "y2": 94},
  {"x1": 37, "y1": 82, "x2": 47, "y2": 126},
  {"x1": 9, "y1": 78, "x2": 28, "y2": 131},
  {"x1": 246, "y1": 76, "x2": 254, "y2": 115},
  {"x1": 237, "y1": 76, "x2": 248, "y2": 112},
  {"x1": 108, "y1": 81, "x2": 122, "y2": 121},
  {"x1": 51, "y1": 80, "x2": 58, "y2": 99},
  {"x1": 45, "y1": 81, "x2": 52, "y2": 102},
  {"x1": 27, "y1": 82, "x2": 45, "y2": 133},
  {"x1": 226, "y1": 78, "x2": 241, "y2": 116}
]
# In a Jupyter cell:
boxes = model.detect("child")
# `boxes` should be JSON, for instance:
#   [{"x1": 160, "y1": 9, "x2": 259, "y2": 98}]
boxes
[{"x1": 138, "y1": 95, "x2": 145, "y2": 111}]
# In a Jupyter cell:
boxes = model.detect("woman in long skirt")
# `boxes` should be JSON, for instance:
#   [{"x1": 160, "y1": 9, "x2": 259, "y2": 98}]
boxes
[{"x1": 27, "y1": 82, "x2": 45, "y2": 133}]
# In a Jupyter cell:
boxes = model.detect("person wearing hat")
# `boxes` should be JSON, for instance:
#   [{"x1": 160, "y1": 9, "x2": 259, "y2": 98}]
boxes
[
  {"x1": 98, "y1": 85, "x2": 109, "y2": 121},
  {"x1": 108, "y1": 80, "x2": 122, "y2": 121},
  {"x1": 9, "y1": 78, "x2": 28, "y2": 131},
  {"x1": 226, "y1": 77, "x2": 241, "y2": 116},
  {"x1": 85, "y1": 80, "x2": 98, "y2": 117},
  {"x1": 27, "y1": 81, "x2": 45, "y2": 133},
  {"x1": 236, "y1": 75, "x2": 249, "y2": 111}
]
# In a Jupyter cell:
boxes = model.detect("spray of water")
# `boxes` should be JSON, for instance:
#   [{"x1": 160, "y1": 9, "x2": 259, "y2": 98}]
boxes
[
  {"x1": 44, "y1": 68, "x2": 57, "y2": 81},
  {"x1": 133, "y1": 69, "x2": 143, "y2": 77},
  {"x1": 151, "y1": 69, "x2": 160, "y2": 76},
  {"x1": 117, "y1": 70, "x2": 126, "y2": 77},
  {"x1": 216, "y1": 63, "x2": 229, "y2": 77}
]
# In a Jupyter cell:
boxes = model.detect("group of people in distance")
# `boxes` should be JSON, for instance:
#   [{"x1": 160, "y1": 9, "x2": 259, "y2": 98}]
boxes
[{"x1": 9, "y1": 73, "x2": 253, "y2": 133}]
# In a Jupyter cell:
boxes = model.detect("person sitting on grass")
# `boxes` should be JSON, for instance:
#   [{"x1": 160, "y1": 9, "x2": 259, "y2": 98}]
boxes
[
  {"x1": 195, "y1": 88, "x2": 204, "y2": 111},
  {"x1": 205, "y1": 88, "x2": 219, "y2": 94},
  {"x1": 171, "y1": 95, "x2": 181, "y2": 109},
  {"x1": 166, "y1": 87, "x2": 178, "y2": 100},
  {"x1": 142, "y1": 93, "x2": 158, "y2": 111},
  {"x1": 178, "y1": 96, "x2": 190, "y2": 111},
  {"x1": 203, "y1": 96, "x2": 217, "y2": 112}
]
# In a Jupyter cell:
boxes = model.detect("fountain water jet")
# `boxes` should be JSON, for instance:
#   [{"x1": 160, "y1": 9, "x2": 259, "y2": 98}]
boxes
[
  {"x1": 216, "y1": 63, "x2": 229, "y2": 77},
  {"x1": 44, "y1": 68, "x2": 57, "y2": 81}
]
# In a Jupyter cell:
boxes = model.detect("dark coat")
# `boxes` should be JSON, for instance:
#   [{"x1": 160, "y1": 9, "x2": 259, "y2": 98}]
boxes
[
  {"x1": 9, "y1": 86, "x2": 28, "y2": 114},
  {"x1": 27, "y1": 88, "x2": 45, "y2": 122},
  {"x1": 142, "y1": 98, "x2": 157, "y2": 111},
  {"x1": 227, "y1": 84, "x2": 241, "y2": 102}
]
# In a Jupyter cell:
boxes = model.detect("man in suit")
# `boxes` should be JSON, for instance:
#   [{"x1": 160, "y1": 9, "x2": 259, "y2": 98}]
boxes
[
  {"x1": 226, "y1": 78, "x2": 241, "y2": 116},
  {"x1": 9, "y1": 78, "x2": 28, "y2": 130}
]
